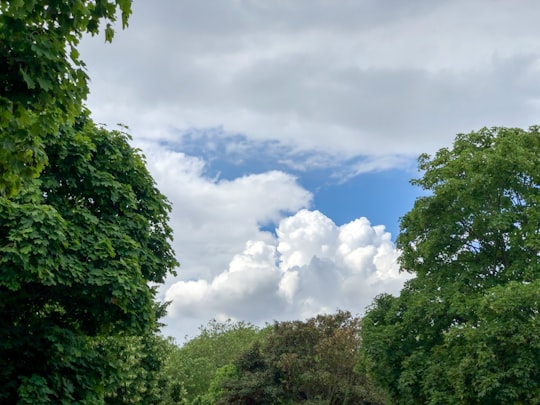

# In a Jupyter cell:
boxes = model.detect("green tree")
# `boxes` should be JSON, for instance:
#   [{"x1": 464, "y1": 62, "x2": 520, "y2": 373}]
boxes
[
  {"x1": 165, "y1": 319, "x2": 264, "y2": 404},
  {"x1": 97, "y1": 331, "x2": 179, "y2": 404},
  {"x1": 0, "y1": 117, "x2": 177, "y2": 403},
  {"x1": 359, "y1": 127, "x2": 540, "y2": 404},
  {"x1": 216, "y1": 340, "x2": 278, "y2": 405},
  {"x1": 0, "y1": 0, "x2": 131, "y2": 196},
  {"x1": 218, "y1": 311, "x2": 384, "y2": 405}
]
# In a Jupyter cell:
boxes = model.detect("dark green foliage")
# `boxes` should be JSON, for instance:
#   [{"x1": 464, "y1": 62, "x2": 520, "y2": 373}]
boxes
[
  {"x1": 216, "y1": 341, "x2": 281, "y2": 405},
  {"x1": 1, "y1": 1, "x2": 181, "y2": 402},
  {"x1": 359, "y1": 127, "x2": 540, "y2": 404},
  {"x1": 0, "y1": 0, "x2": 132, "y2": 196},
  {"x1": 0, "y1": 118, "x2": 177, "y2": 403},
  {"x1": 218, "y1": 311, "x2": 385, "y2": 405}
]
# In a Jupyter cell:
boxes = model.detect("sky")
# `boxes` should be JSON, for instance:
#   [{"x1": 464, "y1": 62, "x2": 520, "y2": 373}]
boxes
[{"x1": 79, "y1": 0, "x2": 540, "y2": 341}]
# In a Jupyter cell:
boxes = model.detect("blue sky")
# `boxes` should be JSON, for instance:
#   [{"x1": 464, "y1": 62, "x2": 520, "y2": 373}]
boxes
[
  {"x1": 166, "y1": 128, "x2": 422, "y2": 239},
  {"x1": 79, "y1": 0, "x2": 540, "y2": 340}
]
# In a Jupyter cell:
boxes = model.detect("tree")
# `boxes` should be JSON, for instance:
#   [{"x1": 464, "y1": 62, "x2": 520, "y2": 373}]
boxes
[
  {"x1": 97, "y1": 332, "x2": 179, "y2": 404},
  {"x1": 0, "y1": 117, "x2": 177, "y2": 403},
  {"x1": 359, "y1": 127, "x2": 540, "y2": 404},
  {"x1": 218, "y1": 311, "x2": 385, "y2": 404},
  {"x1": 165, "y1": 319, "x2": 264, "y2": 404},
  {"x1": 0, "y1": 0, "x2": 132, "y2": 196}
]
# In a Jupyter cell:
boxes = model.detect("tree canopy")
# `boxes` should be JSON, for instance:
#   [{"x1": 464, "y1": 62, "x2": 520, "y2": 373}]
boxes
[
  {"x1": 217, "y1": 311, "x2": 385, "y2": 405},
  {"x1": 165, "y1": 319, "x2": 265, "y2": 404},
  {"x1": 97, "y1": 332, "x2": 178, "y2": 404},
  {"x1": 0, "y1": 1, "x2": 184, "y2": 402},
  {"x1": 0, "y1": 0, "x2": 132, "y2": 196},
  {"x1": 0, "y1": 118, "x2": 177, "y2": 403},
  {"x1": 359, "y1": 127, "x2": 540, "y2": 404}
]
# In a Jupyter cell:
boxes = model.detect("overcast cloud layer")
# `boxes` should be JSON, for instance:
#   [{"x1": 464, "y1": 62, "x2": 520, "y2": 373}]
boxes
[
  {"x1": 78, "y1": 1, "x2": 540, "y2": 339},
  {"x1": 81, "y1": 0, "x2": 540, "y2": 159}
]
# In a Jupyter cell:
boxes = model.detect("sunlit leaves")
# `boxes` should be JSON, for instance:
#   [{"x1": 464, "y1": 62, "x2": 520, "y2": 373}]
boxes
[
  {"x1": 0, "y1": 118, "x2": 177, "y2": 401},
  {"x1": 96, "y1": 334, "x2": 178, "y2": 404},
  {"x1": 360, "y1": 127, "x2": 540, "y2": 404},
  {"x1": 0, "y1": 2, "x2": 179, "y2": 401},
  {"x1": 165, "y1": 319, "x2": 263, "y2": 404},
  {"x1": 0, "y1": 0, "x2": 133, "y2": 196},
  {"x1": 401, "y1": 127, "x2": 539, "y2": 286}
]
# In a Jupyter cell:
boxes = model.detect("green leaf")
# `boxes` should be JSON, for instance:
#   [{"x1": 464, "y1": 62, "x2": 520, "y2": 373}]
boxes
[
  {"x1": 36, "y1": 77, "x2": 53, "y2": 92},
  {"x1": 105, "y1": 24, "x2": 114, "y2": 43},
  {"x1": 360, "y1": 126, "x2": 540, "y2": 404},
  {"x1": 0, "y1": 118, "x2": 177, "y2": 402},
  {"x1": 19, "y1": 68, "x2": 35, "y2": 89}
]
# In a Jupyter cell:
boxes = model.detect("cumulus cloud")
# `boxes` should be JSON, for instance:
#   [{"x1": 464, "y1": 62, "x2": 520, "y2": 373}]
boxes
[
  {"x1": 74, "y1": 0, "x2": 540, "y2": 340},
  {"x1": 137, "y1": 142, "x2": 312, "y2": 283},
  {"x1": 163, "y1": 209, "x2": 411, "y2": 339}
]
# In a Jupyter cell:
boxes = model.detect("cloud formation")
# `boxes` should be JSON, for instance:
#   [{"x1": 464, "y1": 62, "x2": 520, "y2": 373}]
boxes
[
  {"x1": 81, "y1": 0, "x2": 540, "y2": 164},
  {"x1": 138, "y1": 142, "x2": 312, "y2": 283},
  {"x1": 74, "y1": 1, "x2": 540, "y2": 340},
  {"x1": 163, "y1": 209, "x2": 411, "y2": 339}
]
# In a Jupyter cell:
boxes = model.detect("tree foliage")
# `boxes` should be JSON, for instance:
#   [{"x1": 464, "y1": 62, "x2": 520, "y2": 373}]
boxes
[
  {"x1": 359, "y1": 127, "x2": 540, "y2": 404},
  {"x1": 0, "y1": 118, "x2": 177, "y2": 403},
  {"x1": 165, "y1": 319, "x2": 264, "y2": 404},
  {"x1": 0, "y1": 0, "x2": 132, "y2": 196},
  {"x1": 97, "y1": 332, "x2": 178, "y2": 404},
  {"x1": 1, "y1": 1, "x2": 182, "y2": 402},
  {"x1": 218, "y1": 311, "x2": 385, "y2": 405}
]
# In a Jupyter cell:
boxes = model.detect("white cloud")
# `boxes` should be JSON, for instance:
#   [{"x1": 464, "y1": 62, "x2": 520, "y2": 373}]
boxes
[
  {"x1": 163, "y1": 209, "x2": 412, "y2": 340},
  {"x1": 81, "y1": 0, "x2": 540, "y2": 164},
  {"x1": 73, "y1": 0, "x2": 539, "y2": 340},
  {"x1": 138, "y1": 142, "x2": 312, "y2": 283},
  {"x1": 277, "y1": 210, "x2": 339, "y2": 269}
]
